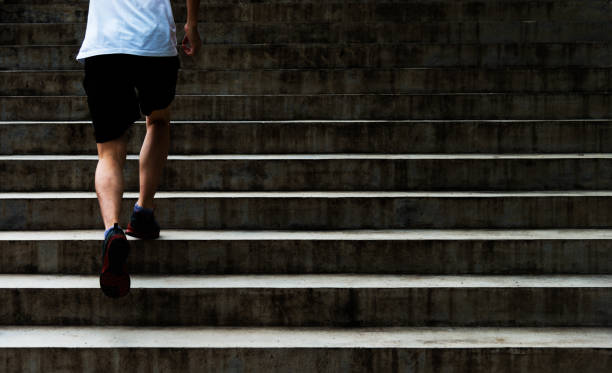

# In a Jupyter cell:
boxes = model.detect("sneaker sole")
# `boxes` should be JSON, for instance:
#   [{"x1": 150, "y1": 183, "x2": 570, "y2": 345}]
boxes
[
  {"x1": 126, "y1": 225, "x2": 159, "y2": 240},
  {"x1": 100, "y1": 271, "x2": 131, "y2": 298},
  {"x1": 100, "y1": 235, "x2": 131, "y2": 298}
]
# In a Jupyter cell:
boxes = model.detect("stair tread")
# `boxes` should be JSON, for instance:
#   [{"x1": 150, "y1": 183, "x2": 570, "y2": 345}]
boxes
[
  {"x1": 3, "y1": 190, "x2": 612, "y2": 199},
  {"x1": 3, "y1": 119, "x2": 611, "y2": 124},
  {"x1": 1, "y1": 274, "x2": 611, "y2": 288},
  {"x1": 7, "y1": 153, "x2": 612, "y2": 160},
  {"x1": 3, "y1": 228, "x2": 612, "y2": 241},
  {"x1": 4, "y1": 93, "x2": 612, "y2": 96},
  {"x1": 0, "y1": 326, "x2": 610, "y2": 348},
  {"x1": 5, "y1": 67, "x2": 612, "y2": 72}
]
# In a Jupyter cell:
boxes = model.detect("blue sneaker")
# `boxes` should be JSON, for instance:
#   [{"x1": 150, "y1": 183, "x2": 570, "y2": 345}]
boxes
[{"x1": 126, "y1": 205, "x2": 160, "y2": 239}]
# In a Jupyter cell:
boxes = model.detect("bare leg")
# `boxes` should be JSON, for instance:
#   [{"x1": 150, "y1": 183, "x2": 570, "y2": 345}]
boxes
[
  {"x1": 95, "y1": 132, "x2": 129, "y2": 230},
  {"x1": 137, "y1": 107, "x2": 171, "y2": 209}
]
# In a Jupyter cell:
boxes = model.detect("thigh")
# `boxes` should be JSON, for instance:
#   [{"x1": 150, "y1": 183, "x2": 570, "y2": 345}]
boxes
[
  {"x1": 134, "y1": 56, "x2": 180, "y2": 117},
  {"x1": 83, "y1": 54, "x2": 141, "y2": 143}
]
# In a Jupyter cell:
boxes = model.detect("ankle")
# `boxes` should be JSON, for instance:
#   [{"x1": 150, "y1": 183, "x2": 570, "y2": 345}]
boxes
[
  {"x1": 104, "y1": 223, "x2": 121, "y2": 238},
  {"x1": 134, "y1": 201, "x2": 154, "y2": 213},
  {"x1": 104, "y1": 221, "x2": 120, "y2": 231}
]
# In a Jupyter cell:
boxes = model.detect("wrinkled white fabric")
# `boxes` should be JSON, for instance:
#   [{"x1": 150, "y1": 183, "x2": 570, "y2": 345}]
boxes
[{"x1": 77, "y1": 0, "x2": 177, "y2": 61}]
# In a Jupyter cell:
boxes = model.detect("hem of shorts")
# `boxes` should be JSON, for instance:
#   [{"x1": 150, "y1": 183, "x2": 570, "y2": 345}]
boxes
[
  {"x1": 76, "y1": 48, "x2": 178, "y2": 63},
  {"x1": 94, "y1": 117, "x2": 139, "y2": 144},
  {"x1": 141, "y1": 96, "x2": 176, "y2": 117}
]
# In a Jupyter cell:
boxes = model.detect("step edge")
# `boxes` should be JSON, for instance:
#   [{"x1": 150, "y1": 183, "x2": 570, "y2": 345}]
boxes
[
  {"x1": 1, "y1": 274, "x2": 611, "y2": 289},
  {"x1": 0, "y1": 326, "x2": 610, "y2": 348}
]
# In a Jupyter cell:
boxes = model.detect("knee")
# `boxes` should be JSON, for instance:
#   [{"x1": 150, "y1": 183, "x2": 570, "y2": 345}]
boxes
[
  {"x1": 97, "y1": 135, "x2": 128, "y2": 164},
  {"x1": 147, "y1": 107, "x2": 171, "y2": 128},
  {"x1": 147, "y1": 110, "x2": 170, "y2": 128},
  {"x1": 148, "y1": 117, "x2": 170, "y2": 127}
]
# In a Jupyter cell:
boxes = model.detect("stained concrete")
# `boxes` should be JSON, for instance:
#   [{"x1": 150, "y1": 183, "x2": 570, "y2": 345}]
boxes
[
  {"x1": 3, "y1": 68, "x2": 612, "y2": 96},
  {"x1": 4, "y1": 21, "x2": 612, "y2": 46},
  {"x1": 4, "y1": 191, "x2": 612, "y2": 230},
  {"x1": 4, "y1": 1, "x2": 612, "y2": 23},
  {"x1": 6, "y1": 154, "x2": 612, "y2": 191},
  {"x1": 4, "y1": 43, "x2": 612, "y2": 70},
  {"x1": 2, "y1": 229, "x2": 612, "y2": 274},
  {"x1": 3, "y1": 93, "x2": 612, "y2": 121},
  {"x1": 0, "y1": 275, "x2": 610, "y2": 326},
  {"x1": 1, "y1": 347, "x2": 611, "y2": 373},
  {"x1": 2, "y1": 0, "x2": 611, "y2": 368},
  {"x1": 3, "y1": 120, "x2": 612, "y2": 155}
]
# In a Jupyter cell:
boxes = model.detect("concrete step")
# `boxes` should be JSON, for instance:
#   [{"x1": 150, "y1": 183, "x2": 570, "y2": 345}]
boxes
[
  {"x1": 2, "y1": 68, "x2": 611, "y2": 96},
  {"x1": 2, "y1": 93, "x2": 612, "y2": 121},
  {"x1": 1, "y1": 327, "x2": 610, "y2": 373},
  {"x1": 3, "y1": 120, "x2": 612, "y2": 155},
  {"x1": 1, "y1": 229, "x2": 611, "y2": 275},
  {"x1": 2, "y1": 1, "x2": 610, "y2": 23},
  {"x1": 0, "y1": 274, "x2": 610, "y2": 326},
  {"x1": 4, "y1": 43, "x2": 612, "y2": 70},
  {"x1": 4, "y1": 154, "x2": 612, "y2": 192},
  {"x1": 2, "y1": 191, "x2": 612, "y2": 230},
  {"x1": 4, "y1": 21, "x2": 612, "y2": 45}
]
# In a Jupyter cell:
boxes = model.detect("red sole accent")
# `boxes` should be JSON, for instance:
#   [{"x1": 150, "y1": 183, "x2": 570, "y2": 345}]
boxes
[
  {"x1": 100, "y1": 271, "x2": 130, "y2": 298},
  {"x1": 101, "y1": 233, "x2": 130, "y2": 298},
  {"x1": 102, "y1": 233, "x2": 127, "y2": 273},
  {"x1": 126, "y1": 225, "x2": 159, "y2": 240}
]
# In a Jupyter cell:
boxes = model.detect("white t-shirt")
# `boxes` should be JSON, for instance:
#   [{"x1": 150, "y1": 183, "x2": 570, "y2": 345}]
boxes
[{"x1": 76, "y1": 0, "x2": 177, "y2": 61}]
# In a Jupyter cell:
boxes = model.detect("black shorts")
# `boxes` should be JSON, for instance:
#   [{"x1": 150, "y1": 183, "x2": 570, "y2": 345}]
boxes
[{"x1": 83, "y1": 54, "x2": 180, "y2": 143}]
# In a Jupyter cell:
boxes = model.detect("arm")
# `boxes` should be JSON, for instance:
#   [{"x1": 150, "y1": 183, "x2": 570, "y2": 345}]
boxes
[{"x1": 182, "y1": 0, "x2": 201, "y2": 56}]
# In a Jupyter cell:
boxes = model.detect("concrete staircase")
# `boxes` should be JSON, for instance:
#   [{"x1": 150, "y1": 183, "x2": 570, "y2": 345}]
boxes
[{"x1": 1, "y1": 0, "x2": 611, "y2": 371}]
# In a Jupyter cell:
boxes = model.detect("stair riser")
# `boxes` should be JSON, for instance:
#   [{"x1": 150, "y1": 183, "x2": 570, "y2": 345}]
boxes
[
  {"x1": 2, "y1": 196, "x2": 612, "y2": 230},
  {"x1": 3, "y1": 121, "x2": 612, "y2": 155},
  {"x1": 3, "y1": 68, "x2": 611, "y2": 96},
  {"x1": 3, "y1": 2, "x2": 610, "y2": 23},
  {"x1": 2, "y1": 348, "x2": 610, "y2": 373},
  {"x1": 2, "y1": 94, "x2": 611, "y2": 121},
  {"x1": 4, "y1": 44, "x2": 612, "y2": 70},
  {"x1": 1, "y1": 287, "x2": 610, "y2": 326},
  {"x1": 2, "y1": 239, "x2": 611, "y2": 275},
  {"x1": 3, "y1": 158, "x2": 612, "y2": 192},
  {"x1": 4, "y1": 22, "x2": 612, "y2": 45}
]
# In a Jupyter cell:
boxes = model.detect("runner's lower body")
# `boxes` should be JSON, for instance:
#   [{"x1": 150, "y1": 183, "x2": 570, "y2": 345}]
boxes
[{"x1": 83, "y1": 53, "x2": 180, "y2": 298}]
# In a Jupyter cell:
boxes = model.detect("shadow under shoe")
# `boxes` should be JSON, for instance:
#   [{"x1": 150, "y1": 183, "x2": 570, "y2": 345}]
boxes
[
  {"x1": 100, "y1": 223, "x2": 131, "y2": 298},
  {"x1": 126, "y1": 208, "x2": 160, "y2": 239}
]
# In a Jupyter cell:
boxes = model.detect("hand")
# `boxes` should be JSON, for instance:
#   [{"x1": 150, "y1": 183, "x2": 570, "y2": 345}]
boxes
[{"x1": 182, "y1": 24, "x2": 201, "y2": 56}]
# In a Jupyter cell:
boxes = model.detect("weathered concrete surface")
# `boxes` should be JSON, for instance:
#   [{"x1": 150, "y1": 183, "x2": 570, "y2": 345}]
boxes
[
  {"x1": 5, "y1": 155, "x2": 612, "y2": 192},
  {"x1": 2, "y1": 68, "x2": 611, "y2": 96},
  {"x1": 2, "y1": 93, "x2": 612, "y2": 121},
  {"x1": 0, "y1": 275, "x2": 611, "y2": 325},
  {"x1": 4, "y1": 22, "x2": 612, "y2": 45},
  {"x1": 2, "y1": 346, "x2": 611, "y2": 373},
  {"x1": 3, "y1": 191, "x2": 612, "y2": 230},
  {"x1": 2, "y1": 230, "x2": 612, "y2": 274},
  {"x1": 0, "y1": 0, "x2": 610, "y2": 370},
  {"x1": 3, "y1": 43, "x2": 612, "y2": 70},
  {"x1": 3, "y1": 1, "x2": 611, "y2": 23},
  {"x1": 3, "y1": 120, "x2": 612, "y2": 155}
]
